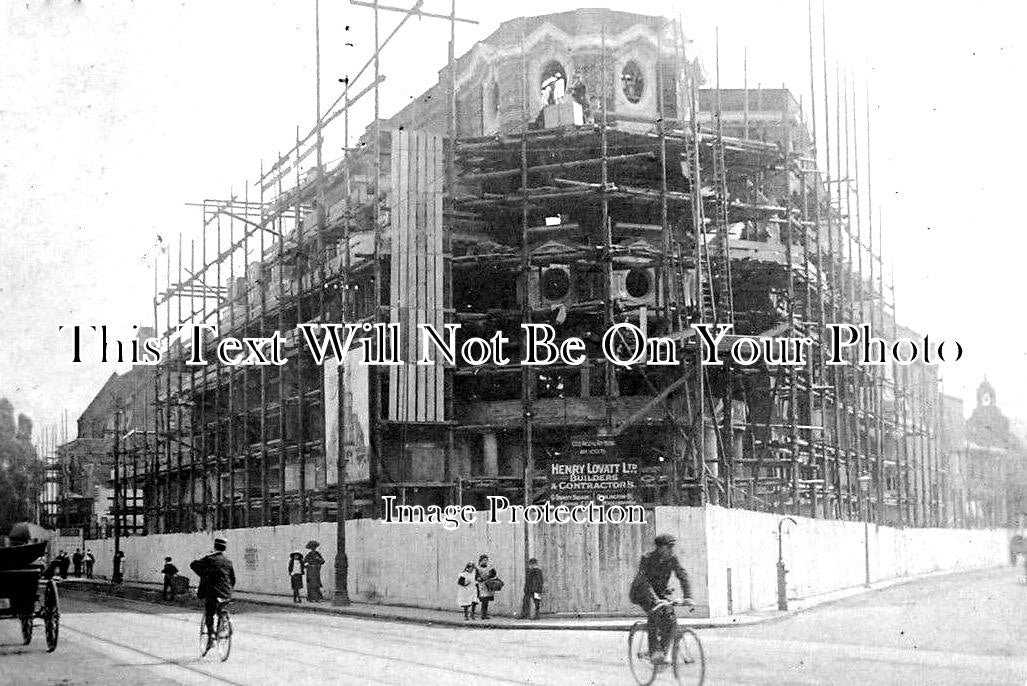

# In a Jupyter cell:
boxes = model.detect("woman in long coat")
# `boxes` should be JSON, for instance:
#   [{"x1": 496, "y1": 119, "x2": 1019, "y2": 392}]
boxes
[
  {"x1": 304, "y1": 542, "x2": 325, "y2": 602},
  {"x1": 475, "y1": 554, "x2": 497, "y2": 620},
  {"x1": 288, "y1": 552, "x2": 305, "y2": 603},
  {"x1": 112, "y1": 550, "x2": 125, "y2": 583}
]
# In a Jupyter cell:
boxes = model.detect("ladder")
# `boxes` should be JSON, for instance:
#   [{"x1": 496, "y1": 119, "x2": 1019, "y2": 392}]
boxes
[{"x1": 709, "y1": 118, "x2": 735, "y2": 327}]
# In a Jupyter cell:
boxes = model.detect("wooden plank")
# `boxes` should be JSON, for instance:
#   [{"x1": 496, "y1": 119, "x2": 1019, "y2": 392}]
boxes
[
  {"x1": 419, "y1": 130, "x2": 430, "y2": 422},
  {"x1": 415, "y1": 130, "x2": 427, "y2": 422},
  {"x1": 402, "y1": 127, "x2": 414, "y2": 423},
  {"x1": 431, "y1": 133, "x2": 443, "y2": 421},
  {"x1": 387, "y1": 129, "x2": 447, "y2": 424},
  {"x1": 389, "y1": 132, "x2": 401, "y2": 421},
  {"x1": 403, "y1": 128, "x2": 412, "y2": 422},
  {"x1": 414, "y1": 130, "x2": 423, "y2": 421},
  {"x1": 425, "y1": 131, "x2": 435, "y2": 422}
]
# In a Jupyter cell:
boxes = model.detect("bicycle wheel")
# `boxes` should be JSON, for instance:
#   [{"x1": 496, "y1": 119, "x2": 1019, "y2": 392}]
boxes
[
  {"x1": 628, "y1": 621, "x2": 658, "y2": 686},
  {"x1": 198, "y1": 615, "x2": 210, "y2": 656},
  {"x1": 215, "y1": 611, "x2": 232, "y2": 662},
  {"x1": 671, "y1": 628, "x2": 706, "y2": 686}
]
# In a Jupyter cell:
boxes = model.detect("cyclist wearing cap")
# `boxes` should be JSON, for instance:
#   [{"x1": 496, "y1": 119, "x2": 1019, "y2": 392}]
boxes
[
  {"x1": 629, "y1": 534, "x2": 693, "y2": 663},
  {"x1": 190, "y1": 537, "x2": 236, "y2": 653}
]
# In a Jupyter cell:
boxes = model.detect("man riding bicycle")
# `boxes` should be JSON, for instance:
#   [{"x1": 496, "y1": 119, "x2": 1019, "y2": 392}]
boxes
[
  {"x1": 630, "y1": 534, "x2": 694, "y2": 664},
  {"x1": 190, "y1": 537, "x2": 236, "y2": 654}
]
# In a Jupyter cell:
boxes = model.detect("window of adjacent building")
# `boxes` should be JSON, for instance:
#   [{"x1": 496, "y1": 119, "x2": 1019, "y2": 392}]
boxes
[
  {"x1": 621, "y1": 60, "x2": 645, "y2": 104},
  {"x1": 658, "y1": 62, "x2": 678, "y2": 118},
  {"x1": 490, "y1": 80, "x2": 500, "y2": 114},
  {"x1": 540, "y1": 60, "x2": 567, "y2": 105}
]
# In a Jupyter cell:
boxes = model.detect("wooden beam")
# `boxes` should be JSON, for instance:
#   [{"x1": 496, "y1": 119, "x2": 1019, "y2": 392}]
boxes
[
  {"x1": 607, "y1": 373, "x2": 691, "y2": 437},
  {"x1": 350, "y1": 0, "x2": 478, "y2": 24}
]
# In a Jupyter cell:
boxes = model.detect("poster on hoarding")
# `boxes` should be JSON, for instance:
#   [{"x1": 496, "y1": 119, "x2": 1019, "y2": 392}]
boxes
[
  {"x1": 547, "y1": 435, "x2": 638, "y2": 505},
  {"x1": 324, "y1": 348, "x2": 370, "y2": 484}
]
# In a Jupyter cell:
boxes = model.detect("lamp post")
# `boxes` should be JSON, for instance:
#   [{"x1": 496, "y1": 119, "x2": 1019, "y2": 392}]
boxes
[
  {"x1": 112, "y1": 409, "x2": 123, "y2": 557},
  {"x1": 777, "y1": 516, "x2": 797, "y2": 611},
  {"x1": 859, "y1": 474, "x2": 872, "y2": 587}
]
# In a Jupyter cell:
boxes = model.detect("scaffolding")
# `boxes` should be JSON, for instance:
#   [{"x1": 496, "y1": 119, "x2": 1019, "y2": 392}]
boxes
[{"x1": 136, "y1": 5, "x2": 962, "y2": 534}]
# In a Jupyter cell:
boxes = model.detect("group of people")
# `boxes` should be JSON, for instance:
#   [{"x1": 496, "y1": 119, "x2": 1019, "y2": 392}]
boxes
[
  {"x1": 457, "y1": 553, "x2": 513, "y2": 620},
  {"x1": 155, "y1": 541, "x2": 326, "y2": 606},
  {"x1": 60, "y1": 525, "x2": 693, "y2": 664},
  {"x1": 287, "y1": 541, "x2": 326, "y2": 603},
  {"x1": 44, "y1": 548, "x2": 95, "y2": 579}
]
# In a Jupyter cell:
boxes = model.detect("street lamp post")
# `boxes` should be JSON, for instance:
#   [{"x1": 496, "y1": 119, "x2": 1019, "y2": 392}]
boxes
[
  {"x1": 112, "y1": 409, "x2": 124, "y2": 557},
  {"x1": 859, "y1": 474, "x2": 872, "y2": 587},
  {"x1": 777, "y1": 516, "x2": 797, "y2": 611}
]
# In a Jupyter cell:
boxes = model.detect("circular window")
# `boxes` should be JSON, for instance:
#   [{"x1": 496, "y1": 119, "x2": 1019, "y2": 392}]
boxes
[
  {"x1": 625, "y1": 268, "x2": 652, "y2": 298},
  {"x1": 540, "y1": 60, "x2": 567, "y2": 105},
  {"x1": 541, "y1": 267, "x2": 571, "y2": 301},
  {"x1": 621, "y1": 60, "x2": 645, "y2": 104}
]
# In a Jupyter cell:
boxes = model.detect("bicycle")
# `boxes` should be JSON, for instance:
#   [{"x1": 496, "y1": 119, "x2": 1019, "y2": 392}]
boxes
[
  {"x1": 198, "y1": 599, "x2": 233, "y2": 661},
  {"x1": 628, "y1": 598, "x2": 705, "y2": 686}
]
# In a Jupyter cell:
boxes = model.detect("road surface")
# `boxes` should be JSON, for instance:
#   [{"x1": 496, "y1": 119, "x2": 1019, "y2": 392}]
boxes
[{"x1": 0, "y1": 567, "x2": 1023, "y2": 685}]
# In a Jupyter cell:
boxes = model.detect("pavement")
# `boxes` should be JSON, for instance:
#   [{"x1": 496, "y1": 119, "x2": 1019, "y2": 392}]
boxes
[
  {"x1": 56, "y1": 564, "x2": 1001, "y2": 631},
  {"x1": 2, "y1": 566, "x2": 1024, "y2": 685}
]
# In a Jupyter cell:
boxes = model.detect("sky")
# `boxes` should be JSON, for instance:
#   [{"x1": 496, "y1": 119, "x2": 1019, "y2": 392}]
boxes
[{"x1": 1, "y1": 0, "x2": 1025, "y2": 447}]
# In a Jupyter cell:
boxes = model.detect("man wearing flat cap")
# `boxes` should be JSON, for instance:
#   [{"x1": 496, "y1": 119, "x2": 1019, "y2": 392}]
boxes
[
  {"x1": 629, "y1": 534, "x2": 693, "y2": 664},
  {"x1": 190, "y1": 537, "x2": 236, "y2": 653}
]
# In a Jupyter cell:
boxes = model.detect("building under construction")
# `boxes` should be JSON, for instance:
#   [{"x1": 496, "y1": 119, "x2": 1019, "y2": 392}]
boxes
[{"x1": 134, "y1": 8, "x2": 1004, "y2": 535}]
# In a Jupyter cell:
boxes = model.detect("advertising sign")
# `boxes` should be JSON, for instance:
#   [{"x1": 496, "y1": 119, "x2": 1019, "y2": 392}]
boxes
[
  {"x1": 547, "y1": 435, "x2": 638, "y2": 505},
  {"x1": 324, "y1": 348, "x2": 371, "y2": 484}
]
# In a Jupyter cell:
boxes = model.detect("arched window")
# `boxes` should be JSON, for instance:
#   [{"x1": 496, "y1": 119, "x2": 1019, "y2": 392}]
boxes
[
  {"x1": 540, "y1": 60, "x2": 567, "y2": 105},
  {"x1": 490, "y1": 81, "x2": 500, "y2": 115},
  {"x1": 621, "y1": 60, "x2": 645, "y2": 104}
]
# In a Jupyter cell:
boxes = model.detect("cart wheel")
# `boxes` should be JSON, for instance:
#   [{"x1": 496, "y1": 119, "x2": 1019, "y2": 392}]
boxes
[
  {"x1": 20, "y1": 615, "x2": 32, "y2": 645},
  {"x1": 43, "y1": 579, "x2": 59, "y2": 652}
]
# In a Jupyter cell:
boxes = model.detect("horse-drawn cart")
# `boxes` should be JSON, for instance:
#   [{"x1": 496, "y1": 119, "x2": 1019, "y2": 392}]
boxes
[{"x1": 0, "y1": 541, "x2": 59, "y2": 652}]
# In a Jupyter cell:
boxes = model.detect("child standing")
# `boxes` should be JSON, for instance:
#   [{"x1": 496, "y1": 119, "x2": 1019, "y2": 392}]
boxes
[
  {"x1": 521, "y1": 557, "x2": 544, "y2": 619},
  {"x1": 162, "y1": 556, "x2": 179, "y2": 600},
  {"x1": 457, "y1": 562, "x2": 477, "y2": 620},
  {"x1": 288, "y1": 552, "x2": 305, "y2": 603}
]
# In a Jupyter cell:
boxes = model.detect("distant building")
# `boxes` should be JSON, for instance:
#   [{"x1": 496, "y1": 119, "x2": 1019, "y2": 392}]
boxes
[
  {"x1": 52, "y1": 329, "x2": 155, "y2": 536},
  {"x1": 941, "y1": 379, "x2": 1025, "y2": 528}
]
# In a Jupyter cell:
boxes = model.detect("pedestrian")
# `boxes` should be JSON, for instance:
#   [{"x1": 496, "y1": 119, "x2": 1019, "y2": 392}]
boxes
[
  {"x1": 521, "y1": 557, "x2": 544, "y2": 620},
  {"x1": 629, "y1": 534, "x2": 694, "y2": 665},
  {"x1": 112, "y1": 550, "x2": 125, "y2": 583},
  {"x1": 475, "y1": 554, "x2": 500, "y2": 620},
  {"x1": 457, "y1": 562, "x2": 478, "y2": 620},
  {"x1": 84, "y1": 549, "x2": 95, "y2": 578},
  {"x1": 57, "y1": 551, "x2": 71, "y2": 579},
  {"x1": 162, "y1": 556, "x2": 179, "y2": 600},
  {"x1": 288, "y1": 551, "x2": 305, "y2": 603},
  {"x1": 43, "y1": 553, "x2": 61, "y2": 580},
  {"x1": 190, "y1": 537, "x2": 236, "y2": 655},
  {"x1": 72, "y1": 549, "x2": 84, "y2": 577},
  {"x1": 304, "y1": 541, "x2": 325, "y2": 602}
]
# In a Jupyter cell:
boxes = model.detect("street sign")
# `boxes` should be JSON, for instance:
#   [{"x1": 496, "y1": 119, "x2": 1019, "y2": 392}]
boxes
[{"x1": 546, "y1": 435, "x2": 639, "y2": 505}]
